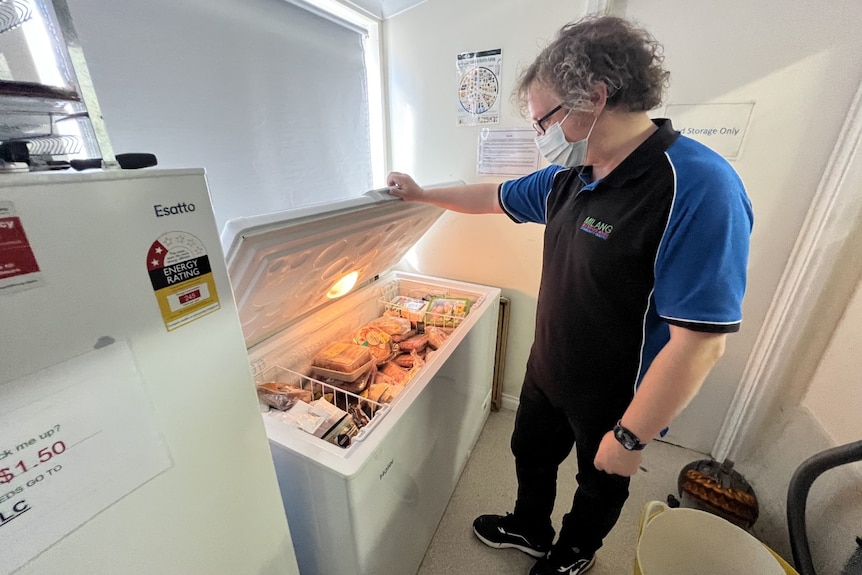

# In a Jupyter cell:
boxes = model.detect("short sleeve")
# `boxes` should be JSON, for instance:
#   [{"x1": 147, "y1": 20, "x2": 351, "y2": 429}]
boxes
[
  {"x1": 655, "y1": 153, "x2": 753, "y2": 333},
  {"x1": 499, "y1": 165, "x2": 568, "y2": 224}
]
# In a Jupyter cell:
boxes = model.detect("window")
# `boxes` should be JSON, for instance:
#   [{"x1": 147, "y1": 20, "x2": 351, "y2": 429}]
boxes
[{"x1": 68, "y1": 0, "x2": 382, "y2": 232}]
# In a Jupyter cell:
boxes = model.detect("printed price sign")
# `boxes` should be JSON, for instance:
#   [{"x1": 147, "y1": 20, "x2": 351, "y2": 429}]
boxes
[
  {"x1": 0, "y1": 341, "x2": 171, "y2": 573},
  {"x1": 0, "y1": 201, "x2": 44, "y2": 295}
]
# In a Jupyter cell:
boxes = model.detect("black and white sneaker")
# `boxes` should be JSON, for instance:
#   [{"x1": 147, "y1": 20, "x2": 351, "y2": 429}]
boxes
[
  {"x1": 472, "y1": 513, "x2": 553, "y2": 558},
  {"x1": 528, "y1": 545, "x2": 596, "y2": 575}
]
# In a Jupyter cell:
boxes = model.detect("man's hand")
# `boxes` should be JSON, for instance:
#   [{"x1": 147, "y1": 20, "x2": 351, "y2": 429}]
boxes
[
  {"x1": 386, "y1": 172, "x2": 424, "y2": 201},
  {"x1": 383, "y1": 173, "x2": 503, "y2": 214},
  {"x1": 594, "y1": 430, "x2": 643, "y2": 476}
]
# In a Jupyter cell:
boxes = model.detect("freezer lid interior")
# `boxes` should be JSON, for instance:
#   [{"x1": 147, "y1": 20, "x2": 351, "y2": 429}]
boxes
[{"x1": 223, "y1": 194, "x2": 446, "y2": 349}]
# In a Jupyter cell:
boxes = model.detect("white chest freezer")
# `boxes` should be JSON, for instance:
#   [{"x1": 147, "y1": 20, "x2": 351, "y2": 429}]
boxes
[
  {"x1": 222, "y1": 192, "x2": 502, "y2": 575},
  {"x1": 0, "y1": 169, "x2": 298, "y2": 575}
]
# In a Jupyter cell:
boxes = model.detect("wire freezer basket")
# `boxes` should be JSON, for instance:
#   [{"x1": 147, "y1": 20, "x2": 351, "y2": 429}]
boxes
[{"x1": 254, "y1": 364, "x2": 390, "y2": 449}]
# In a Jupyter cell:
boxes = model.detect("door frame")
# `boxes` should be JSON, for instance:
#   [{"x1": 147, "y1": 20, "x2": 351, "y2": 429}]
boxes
[{"x1": 713, "y1": 79, "x2": 862, "y2": 460}]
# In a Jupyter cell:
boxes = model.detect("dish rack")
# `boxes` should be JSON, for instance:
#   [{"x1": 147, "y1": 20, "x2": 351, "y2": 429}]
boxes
[{"x1": 0, "y1": 0, "x2": 115, "y2": 172}]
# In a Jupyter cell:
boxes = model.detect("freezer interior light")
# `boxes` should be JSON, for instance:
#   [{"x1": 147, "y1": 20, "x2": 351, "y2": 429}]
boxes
[{"x1": 327, "y1": 271, "x2": 359, "y2": 299}]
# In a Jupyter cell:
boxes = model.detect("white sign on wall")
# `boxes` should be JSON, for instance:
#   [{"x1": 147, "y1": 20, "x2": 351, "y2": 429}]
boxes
[
  {"x1": 0, "y1": 341, "x2": 171, "y2": 573},
  {"x1": 662, "y1": 102, "x2": 755, "y2": 159},
  {"x1": 477, "y1": 128, "x2": 540, "y2": 176}
]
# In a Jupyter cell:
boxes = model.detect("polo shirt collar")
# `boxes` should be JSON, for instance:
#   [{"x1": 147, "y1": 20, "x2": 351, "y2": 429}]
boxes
[{"x1": 597, "y1": 118, "x2": 679, "y2": 189}]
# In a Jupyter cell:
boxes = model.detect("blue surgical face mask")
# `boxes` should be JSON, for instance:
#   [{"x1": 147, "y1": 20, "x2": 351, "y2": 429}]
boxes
[{"x1": 535, "y1": 113, "x2": 598, "y2": 167}]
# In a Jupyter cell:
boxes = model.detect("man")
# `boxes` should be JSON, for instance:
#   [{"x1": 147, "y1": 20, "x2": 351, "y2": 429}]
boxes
[{"x1": 387, "y1": 15, "x2": 752, "y2": 575}]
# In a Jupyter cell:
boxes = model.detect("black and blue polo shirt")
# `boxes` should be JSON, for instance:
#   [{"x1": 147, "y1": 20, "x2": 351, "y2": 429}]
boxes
[{"x1": 499, "y1": 119, "x2": 753, "y2": 400}]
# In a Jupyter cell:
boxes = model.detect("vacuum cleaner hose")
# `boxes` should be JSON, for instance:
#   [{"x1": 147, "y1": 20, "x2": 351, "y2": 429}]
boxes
[{"x1": 787, "y1": 439, "x2": 862, "y2": 575}]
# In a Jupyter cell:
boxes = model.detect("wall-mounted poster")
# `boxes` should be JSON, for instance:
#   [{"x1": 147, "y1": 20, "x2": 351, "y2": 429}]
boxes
[{"x1": 456, "y1": 49, "x2": 502, "y2": 126}]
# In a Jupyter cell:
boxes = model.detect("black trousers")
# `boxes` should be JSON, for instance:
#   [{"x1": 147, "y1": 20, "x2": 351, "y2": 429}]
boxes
[{"x1": 511, "y1": 372, "x2": 632, "y2": 555}]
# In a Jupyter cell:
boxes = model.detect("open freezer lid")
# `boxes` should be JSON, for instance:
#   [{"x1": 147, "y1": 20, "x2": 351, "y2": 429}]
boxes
[{"x1": 222, "y1": 193, "x2": 447, "y2": 349}]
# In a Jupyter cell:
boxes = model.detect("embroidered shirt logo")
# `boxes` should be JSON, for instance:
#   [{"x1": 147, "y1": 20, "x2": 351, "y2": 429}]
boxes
[{"x1": 580, "y1": 216, "x2": 614, "y2": 240}]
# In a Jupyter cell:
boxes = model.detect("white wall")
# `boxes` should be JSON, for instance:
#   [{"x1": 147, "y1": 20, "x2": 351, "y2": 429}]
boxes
[
  {"x1": 385, "y1": 0, "x2": 589, "y2": 404},
  {"x1": 802, "y1": 281, "x2": 862, "y2": 446}
]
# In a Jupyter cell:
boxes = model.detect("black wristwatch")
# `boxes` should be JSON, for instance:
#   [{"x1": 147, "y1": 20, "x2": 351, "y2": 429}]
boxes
[{"x1": 613, "y1": 420, "x2": 647, "y2": 451}]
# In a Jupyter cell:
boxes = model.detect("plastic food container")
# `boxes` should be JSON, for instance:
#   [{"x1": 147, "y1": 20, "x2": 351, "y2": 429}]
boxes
[
  {"x1": 312, "y1": 342, "x2": 373, "y2": 373},
  {"x1": 310, "y1": 359, "x2": 375, "y2": 383}
]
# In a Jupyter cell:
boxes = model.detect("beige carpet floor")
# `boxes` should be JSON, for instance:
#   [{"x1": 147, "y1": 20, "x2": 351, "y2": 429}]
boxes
[{"x1": 417, "y1": 408, "x2": 711, "y2": 575}]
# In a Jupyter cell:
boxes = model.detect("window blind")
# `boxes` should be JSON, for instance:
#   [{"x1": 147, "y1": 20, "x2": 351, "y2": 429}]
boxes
[{"x1": 68, "y1": 0, "x2": 373, "y2": 232}]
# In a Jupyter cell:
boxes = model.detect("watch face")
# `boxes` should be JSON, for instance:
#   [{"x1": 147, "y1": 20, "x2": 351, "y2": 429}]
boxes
[
  {"x1": 614, "y1": 423, "x2": 643, "y2": 450},
  {"x1": 615, "y1": 427, "x2": 634, "y2": 449}
]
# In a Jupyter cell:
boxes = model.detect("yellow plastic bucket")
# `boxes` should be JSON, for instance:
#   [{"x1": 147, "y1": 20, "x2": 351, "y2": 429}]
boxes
[{"x1": 633, "y1": 501, "x2": 799, "y2": 575}]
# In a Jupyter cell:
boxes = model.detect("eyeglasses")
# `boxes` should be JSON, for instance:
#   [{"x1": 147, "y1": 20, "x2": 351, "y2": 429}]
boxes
[{"x1": 532, "y1": 104, "x2": 564, "y2": 135}]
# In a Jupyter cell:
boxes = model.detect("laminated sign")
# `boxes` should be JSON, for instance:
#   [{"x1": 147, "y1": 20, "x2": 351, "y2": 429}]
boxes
[
  {"x1": 456, "y1": 49, "x2": 502, "y2": 126},
  {"x1": 0, "y1": 201, "x2": 44, "y2": 295},
  {"x1": 146, "y1": 231, "x2": 220, "y2": 331}
]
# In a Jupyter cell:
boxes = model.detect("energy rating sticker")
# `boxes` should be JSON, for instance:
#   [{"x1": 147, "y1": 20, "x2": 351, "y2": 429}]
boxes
[{"x1": 147, "y1": 231, "x2": 220, "y2": 331}]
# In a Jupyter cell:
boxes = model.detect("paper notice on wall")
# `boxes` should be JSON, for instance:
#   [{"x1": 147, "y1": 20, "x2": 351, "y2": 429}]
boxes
[
  {"x1": 662, "y1": 102, "x2": 755, "y2": 159},
  {"x1": 0, "y1": 341, "x2": 171, "y2": 573},
  {"x1": 456, "y1": 49, "x2": 502, "y2": 126},
  {"x1": 477, "y1": 128, "x2": 539, "y2": 176}
]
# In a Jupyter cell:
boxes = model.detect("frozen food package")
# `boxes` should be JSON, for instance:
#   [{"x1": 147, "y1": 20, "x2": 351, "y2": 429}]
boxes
[
  {"x1": 314, "y1": 363, "x2": 376, "y2": 394},
  {"x1": 425, "y1": 297, "x2": 472, "y2": 327},
  {"x1": 310, "y1": 358, "x2": 374, "y2": 383},
  {"x1": 367, "y1": 316, "x2": 412, "y2": 337},
  {"x1": 386, "y1": 295, "x2": 429, "y2": 324},
  {"x1": 309, "y1": 398, "x2": 359, "y2": 447},
  {"x1": 256, "y1": 381, "x2": 314, "y2": 411},
  {"x1": 397, "y1": 333, "x2": 429, "y2": 352},
  {"x1": 277, "y1": 399, "x2": 359, "y2": 448},
  {"x1": 312, "y1": 341, "x2": 373, "y2": 373},
  {"x1": 353, "y1": 325, "x2": 395, "y2": 365},
  {"x1": 279, "y1": 400, "x2": 329, "y2": 434},
  {"x1": 425, "y1": 326, "x2": 449, "y2": 349}
]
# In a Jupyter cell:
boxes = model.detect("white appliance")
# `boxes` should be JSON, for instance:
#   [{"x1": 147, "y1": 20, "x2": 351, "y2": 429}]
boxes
[
  {"x1": 0, "y1": 169, "x2": 299, "y2": 575},
  {"x1": 222, "y1": 193, "x2": 502, "y2": 575}
]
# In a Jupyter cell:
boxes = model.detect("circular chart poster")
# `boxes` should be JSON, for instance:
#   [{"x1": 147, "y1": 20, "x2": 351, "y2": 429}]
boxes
[
  {"x1": 459, "y1": 66, "x2": 499, "y2": 115},
  {"x1": 456, "y1": 49, "x2": 502, "y2": 126}
]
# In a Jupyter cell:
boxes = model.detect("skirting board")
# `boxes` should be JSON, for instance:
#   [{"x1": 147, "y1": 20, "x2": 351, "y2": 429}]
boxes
[{"x1": 500, "y1": 393, "x2": 520, "y2": 413}]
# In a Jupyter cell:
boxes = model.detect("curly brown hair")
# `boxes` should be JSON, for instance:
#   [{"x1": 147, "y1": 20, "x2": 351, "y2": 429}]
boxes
[{"x1": 514, "y1": 15, "x2": 670, "y2": 116}]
